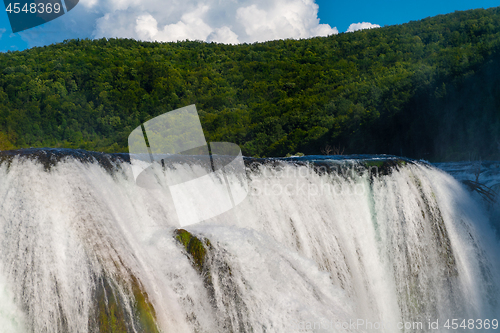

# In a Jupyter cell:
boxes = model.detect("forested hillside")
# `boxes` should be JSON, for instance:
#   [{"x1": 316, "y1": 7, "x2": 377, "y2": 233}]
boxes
[{"x1": 1, "y1": 7, "x2": 500, "y2": 160}]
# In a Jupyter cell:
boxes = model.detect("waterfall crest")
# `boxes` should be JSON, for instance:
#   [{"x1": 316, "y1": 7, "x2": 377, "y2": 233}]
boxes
[{"x1": 0, "y1": 150, "x2": 498, "y2": 332}]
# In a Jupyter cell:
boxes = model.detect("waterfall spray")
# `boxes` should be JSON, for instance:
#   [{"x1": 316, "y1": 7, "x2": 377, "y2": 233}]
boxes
[{"x1": 0, "y1": 150, "x2": 498, "y2": 332}]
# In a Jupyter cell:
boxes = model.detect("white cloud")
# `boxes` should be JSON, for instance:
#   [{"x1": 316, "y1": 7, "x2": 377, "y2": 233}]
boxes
[
  {"x1": 346, "y1": 22, "x2": 380, "y2": 33},
  {"x1": 154, "y1": 5, "x2": 214, "y2": 42},
  {"x1": 234, "y1": 0, "x2": 337, "y2": 42},
  {"x1": 208, "y1": 27, "x2": 239, "y2": 44},
  {"x1": 135, "y1": 15, "x2": 159, "y2": 40},
  {"x1": 19, "y1": 0, "x2": 337, "y2": 47}
]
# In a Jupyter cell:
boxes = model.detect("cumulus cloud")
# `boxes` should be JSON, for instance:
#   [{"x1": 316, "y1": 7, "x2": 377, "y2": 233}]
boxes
[
  {"x1": 346, "y1": 22, "x2": 380, "y2": 33},
  {"x1": 19, "y1": 0, "x2": 337, "y2": 47},
  {"x1": 208, "y1": 27, "x2": 239, "y2": 44}
]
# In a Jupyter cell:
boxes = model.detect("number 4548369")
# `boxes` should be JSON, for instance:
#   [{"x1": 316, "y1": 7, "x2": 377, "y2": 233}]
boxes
[
  {"x1": 5, "y1": 2, "x2": 61, "y2": 14},
  {"x1": 443, "y1": 319, "x2": 499, "y2": 330}
]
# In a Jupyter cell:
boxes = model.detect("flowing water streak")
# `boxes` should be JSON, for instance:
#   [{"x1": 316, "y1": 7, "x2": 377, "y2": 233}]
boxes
[
  {"x1": 0, "y1": 152, "x2": 498, "y2": 332},
  {"x1": 228, "y1": 161, "x2": 500, "y2": 331}
]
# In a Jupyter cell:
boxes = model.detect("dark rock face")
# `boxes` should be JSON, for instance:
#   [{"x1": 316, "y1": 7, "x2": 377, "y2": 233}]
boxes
[
  {"x1": 0, "y1": 148, "x2": 423, "y2": 181},
  {"x1": 244, "y1": 154, "x2": 420, "y2": 179},
  {"x1": 0, "y1": 148, "x2": 129, "y2": 172}
]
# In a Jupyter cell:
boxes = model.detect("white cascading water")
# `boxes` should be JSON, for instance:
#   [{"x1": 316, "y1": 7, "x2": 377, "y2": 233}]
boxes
[{"x1": 0, "y1": 152, "x2": 498, "y2": 333}]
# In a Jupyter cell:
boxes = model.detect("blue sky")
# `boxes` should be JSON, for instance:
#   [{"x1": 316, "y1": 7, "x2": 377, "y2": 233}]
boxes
[
  {"x1": 1, "y1": 0, "x2": 499, "y2": 52},
  {"x1": 315, "y1": 0, "x2": 500, "y2": 32}
]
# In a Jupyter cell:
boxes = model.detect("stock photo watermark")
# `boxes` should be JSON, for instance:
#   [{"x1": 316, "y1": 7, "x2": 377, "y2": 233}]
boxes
[
  {"x1": 3, "y1": 0, "x2": 79, "y2": 32},
  {"x1": 128, "y1": 104, "x2": 249, "y2": 228},
  {"x1": 292, "y1": 318, "x2": 499, "y2": 331},
  {"x1": 127, "y1": 104, "x2": 396, "y2": 226}
]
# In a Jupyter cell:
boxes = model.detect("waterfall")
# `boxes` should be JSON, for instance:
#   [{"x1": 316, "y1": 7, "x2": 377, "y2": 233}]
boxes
[{"x1": 0, "y1": 150, "x2": 498, "y2": 332}]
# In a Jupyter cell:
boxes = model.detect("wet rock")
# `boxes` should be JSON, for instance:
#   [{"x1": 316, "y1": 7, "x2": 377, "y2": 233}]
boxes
[
  {"x1": 0, "y1": 148, "x2": 129, "y2": 173},
  {"x1": 91, "y1": 272, "x2": 159, "y2": 333},
  {"x1": 174, "y1": 229, "x2": 212, "y2": 274}
]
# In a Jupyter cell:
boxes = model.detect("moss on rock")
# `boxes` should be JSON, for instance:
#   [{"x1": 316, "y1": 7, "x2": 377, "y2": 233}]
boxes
[
  {"x1": 175, "y1": 229, "x2": 212, "y2": 274},
  {"x1": 130, "y1": 275, "x2": 159, "y2": 333},
  {"x1": 95, "y1": 277, "x2": 129, "y2": 333},
  {"x1": 92, "y1": 272, "x2": 160, "y2": 333},
  {"x1": 364, "y1": 160, "x2": 384, "y2": 168}
]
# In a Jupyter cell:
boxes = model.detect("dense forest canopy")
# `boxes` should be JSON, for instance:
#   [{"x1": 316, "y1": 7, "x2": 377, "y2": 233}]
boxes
[{"x1": 1, "y1": 7, "x2": 500, "y2": 160}]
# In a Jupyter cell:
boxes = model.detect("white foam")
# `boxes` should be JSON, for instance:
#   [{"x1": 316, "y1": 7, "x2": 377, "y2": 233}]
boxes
[{"x1": 0, "y1": 158, "x2": 498, "y2": 332}]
